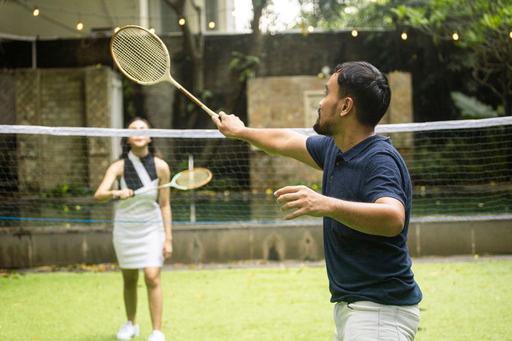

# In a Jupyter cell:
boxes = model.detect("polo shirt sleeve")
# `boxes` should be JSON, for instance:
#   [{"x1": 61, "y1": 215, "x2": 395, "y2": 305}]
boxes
[
  {"x1": 306, "y1": 135, "x2": 330, "y2": 170},
  {"x1": 362, "y1": 152, "x2": 407, "y2": 206}
]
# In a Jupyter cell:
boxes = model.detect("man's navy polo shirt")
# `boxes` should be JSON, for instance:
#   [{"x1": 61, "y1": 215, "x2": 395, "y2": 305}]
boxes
[{"x1": 306, "y1": 134, "x2": 422, "y2": 305}]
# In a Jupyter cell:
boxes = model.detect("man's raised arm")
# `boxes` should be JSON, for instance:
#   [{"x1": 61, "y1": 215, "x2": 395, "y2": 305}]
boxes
[{"x1": 212, "y1": 111, "x2": 320, "y2": 170}]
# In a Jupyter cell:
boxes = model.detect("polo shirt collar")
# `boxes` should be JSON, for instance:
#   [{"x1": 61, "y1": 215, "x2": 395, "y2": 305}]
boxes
[{"x1": 338, "y1": 135, "x2": 389, "y2": 162}]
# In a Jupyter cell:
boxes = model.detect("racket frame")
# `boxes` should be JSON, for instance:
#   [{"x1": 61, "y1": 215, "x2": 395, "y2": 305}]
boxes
[
  {"x1": 110, "y1": 25, "x2": 218, "y2": 118},
  {"x1": 133, "y1": 167, "x2": 212, "y2": 195}
]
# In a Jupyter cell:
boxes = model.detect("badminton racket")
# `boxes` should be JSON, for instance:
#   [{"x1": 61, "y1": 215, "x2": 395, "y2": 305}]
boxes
[
  {"x1": 110, "y1": 25, "x2": 218, "y2": 118},
  {"x1": 134, "y1": 167, "x2": 213, "y2": 195}
]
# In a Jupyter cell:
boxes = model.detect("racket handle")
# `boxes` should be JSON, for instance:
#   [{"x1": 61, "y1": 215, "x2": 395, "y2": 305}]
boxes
[{"x1": 175, "y1": 83, "x2": 218, "y2": 118}]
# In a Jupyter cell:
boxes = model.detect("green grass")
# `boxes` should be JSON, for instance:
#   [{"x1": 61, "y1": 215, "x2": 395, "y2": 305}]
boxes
[{"x1": 1, "y1": 259, "x2": 512, "y2": 341}]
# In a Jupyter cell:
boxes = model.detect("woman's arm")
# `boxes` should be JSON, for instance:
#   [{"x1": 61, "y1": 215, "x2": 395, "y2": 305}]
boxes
[
  {"x1": 94, "y1": 160, "x2": 132, "y2": 201},
  {"x1": 156, "y1": 158, "x2": 173, "y2": 259}
]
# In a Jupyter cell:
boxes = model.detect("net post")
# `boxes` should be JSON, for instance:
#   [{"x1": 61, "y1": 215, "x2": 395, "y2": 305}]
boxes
[{"x1": 188, "y1": 154, "x2": 196, "y2": 223}]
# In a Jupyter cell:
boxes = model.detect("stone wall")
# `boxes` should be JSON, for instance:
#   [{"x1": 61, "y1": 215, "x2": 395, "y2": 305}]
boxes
[
  {"x1": 1, "y1": 217, "x2": 511, "y2": 268},
  {"x1": 15, "y1": 69, "x2": 89, "y2": 192},
  {"x1": 5, "y1": 67, "x2": 121, "y2": 193},
  {"x1": 381, "y1": 71, "x2": 414, "y2": 166},
  {"x1": 0, "y1": 71, "x2": 17, "y2": 222},
  {"x1": 84, "y1": 67, "x2": 123, "y2": 189},
  {"x1": 2, "y1": 30, "x2": 483, "y2": 123},
  {"x1": 0, "y1": 67, "x2": 121, "y2": 224},
  {"x1": 247, "y1": 76, "x2": 324, "y2": 193}
]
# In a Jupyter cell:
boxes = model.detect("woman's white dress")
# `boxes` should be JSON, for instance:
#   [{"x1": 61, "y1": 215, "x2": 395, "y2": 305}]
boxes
[{"x1": 113, "y1": 151, "x2": 164, "y2": 269}]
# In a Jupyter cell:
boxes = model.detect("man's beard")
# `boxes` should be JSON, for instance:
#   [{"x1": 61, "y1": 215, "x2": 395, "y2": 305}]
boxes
[{"x1": 313, "y1": 109, "x2": 332, "y2": 136}]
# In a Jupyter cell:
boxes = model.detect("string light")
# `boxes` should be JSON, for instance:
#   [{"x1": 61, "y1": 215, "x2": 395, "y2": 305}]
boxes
[
  {"x1": 178, "y1": 18, "x2": 186, "y2": 26},
  {"x1": 307, "y1": 25, "x2": 314, "y2": 33},
  {"x1": 509, "y1": 31, "x2": 512, "y2": 39},
  {"x1": 208, "y1": 21, "x2": 216, "y2": 29},
  {"x1": 401, "y1": 32, "x2": 408, "y2": 40},
  {"x1": 351, "y1": 29, "x2": 358, "y2": 37},
  {"x1": 32, "y1": 7, "x2": 40, "y2": 16},
  {"x1": 149, "y1": 27, "x2": 155, "y2": 33},
  {"x1": 452, "y1": 32, "x2": 459, "y2": 41},
  {"x1": 76, "y1": 21, "x2": 84, "y2": 31}
]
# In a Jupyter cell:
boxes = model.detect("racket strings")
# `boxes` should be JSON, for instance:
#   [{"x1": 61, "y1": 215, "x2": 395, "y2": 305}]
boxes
[
  {"x1": 112, "y1": 28, "x2": 168, "y2": 83},
  {"x1": 118, "y1": 33, "x2": 167, "y2": 79},
  {"x1": 114, "y1": 34, "x2": 166, "y2": 81},
  {"x1": 174, "y1": 169, "x2": 212, "y2": 189}
]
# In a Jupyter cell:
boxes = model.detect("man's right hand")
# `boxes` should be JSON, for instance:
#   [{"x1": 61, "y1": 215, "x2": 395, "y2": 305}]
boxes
[{"x1": 212, "y1": 111, "x2": 246, "y2": 139}]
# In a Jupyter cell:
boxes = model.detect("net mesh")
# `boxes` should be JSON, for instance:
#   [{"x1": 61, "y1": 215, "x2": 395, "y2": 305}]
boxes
[
  {"x1": 0, "y1": 117, "x2": 511, "y2": 229},
  {"x1": 111, "y1": 26, "x2": 168, "y2": 84}
]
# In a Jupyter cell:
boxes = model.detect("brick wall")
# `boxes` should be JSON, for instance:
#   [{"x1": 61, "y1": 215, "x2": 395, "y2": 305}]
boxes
[{"x1": 7, "y1": 67, "x2": 119, "y2": 193}]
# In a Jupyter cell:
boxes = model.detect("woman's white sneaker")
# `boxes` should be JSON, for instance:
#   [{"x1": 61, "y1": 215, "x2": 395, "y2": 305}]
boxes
[
  {"x1": 148, "y1": 329, "x2": 165, "y2": 341},
  {"x1": 116, "y1": 321, "x2": 140, "y2": 340}
]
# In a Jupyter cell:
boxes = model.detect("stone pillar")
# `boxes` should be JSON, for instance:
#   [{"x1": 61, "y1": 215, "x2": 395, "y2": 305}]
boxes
[
  {"x1": 381, "y1": 72, "x2": 414, "y2": 165},
  {"x1": 247, "y1": 76, "x2": 324, "y2": 220},
  {"x1": 382, "y1": 71, "x2": 413, "y2": 125},
  {"x1": 11, "y1": 67, "x2": 120, "y2": 227},
  {"x1": 84, "y1": 66, "x2": 122, "y2": 190},
  {"x1": 15, "y1": 69, "x2": 88, "y2": 192}
]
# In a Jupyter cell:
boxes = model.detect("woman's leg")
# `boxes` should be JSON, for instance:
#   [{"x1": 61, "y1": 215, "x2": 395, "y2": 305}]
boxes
[
  {"x1": 144, "y1": 267, "x2": 163, "y2": 330},
  {"x1": 121, "y1": 269, "x2": 139, "y2": 322}
]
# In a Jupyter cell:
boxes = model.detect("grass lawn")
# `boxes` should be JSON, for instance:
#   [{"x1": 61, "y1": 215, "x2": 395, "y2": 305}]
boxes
[{"x1": 1, "y1": 258, "x2": 512, "y2": 341}]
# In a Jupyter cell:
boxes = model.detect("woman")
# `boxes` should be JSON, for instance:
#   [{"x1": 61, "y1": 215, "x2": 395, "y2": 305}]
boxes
[{"x1": 95, "y1": 117, "x2": 172, "y2": 341}]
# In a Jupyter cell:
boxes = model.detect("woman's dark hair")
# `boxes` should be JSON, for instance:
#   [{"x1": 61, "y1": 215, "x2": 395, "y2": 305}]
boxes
[
  {"x1": 119, "y1": 117, "x2": 159, "y2": 159},
  {"x1": 335, "y1": 61, "x2": 391, "y2": 127}
]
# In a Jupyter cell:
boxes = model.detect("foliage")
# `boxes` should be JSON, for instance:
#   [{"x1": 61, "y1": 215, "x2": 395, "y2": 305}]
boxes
[
  {"x1": 42, "y1": 184, "x2": 92, "y2": 198},
  {"x1": 122, "y1": 80, "x2": 139, "y2": 122},
  {"x1": 298, "y1": 0, "x2": 399, "y2": 29},
  {"x1": 411, "y1": 126, "x2": 510, "y2": 187},
  {"x1": 450, "y1": 92, "x2": 500, "y2": 119},
  {"x1": 391, "y1": 0, "x2": 512, "y2": 116},
  {"x1": 299, "y1": 0, "x2": 512, "y2": 117},
  {"x1": 228, "y1": 52, "x2": 261, "y2": 82}
]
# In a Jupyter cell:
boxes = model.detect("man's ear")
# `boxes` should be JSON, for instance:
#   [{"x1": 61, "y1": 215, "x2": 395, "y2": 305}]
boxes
[{"x1": 337, "y1": 97, "x2": 354, "y2": 117}]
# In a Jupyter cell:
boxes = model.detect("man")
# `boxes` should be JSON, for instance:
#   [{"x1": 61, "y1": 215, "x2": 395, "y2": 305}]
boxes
[{"x1": 212, "y1": 61, "x2": 422, "y2": 340}]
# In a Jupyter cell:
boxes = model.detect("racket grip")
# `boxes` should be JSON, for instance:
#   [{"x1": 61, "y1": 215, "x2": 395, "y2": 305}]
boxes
[
  {"x1": 201, "y1": 105, "x2": 219, "y2": 118},
  {"x1": 175, "y1": 83, "x2": 218, "y2": 118}
]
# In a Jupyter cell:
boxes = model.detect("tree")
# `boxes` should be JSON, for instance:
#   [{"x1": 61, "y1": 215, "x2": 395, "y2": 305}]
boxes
[
  {"x1": 392, "y1": 0, "x2": 512, "y2": 116},
  {"x1": 163, "y1": 0, "x2": 272, "y2": 127},
  {"x1": 163, "y1": 0, "x2": 207, "y2": 129},
  {"x1": 298, "y1": 0, "x2": 399, "y2": 30},
  {"x1": 159, "y1": 0, "x2": 272, "y2": 170},
  {"x1": 225, "y1": 0, "x2": 270, "y2": 116}
]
